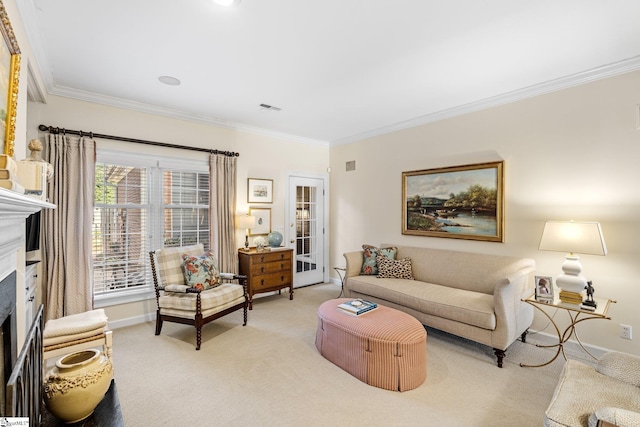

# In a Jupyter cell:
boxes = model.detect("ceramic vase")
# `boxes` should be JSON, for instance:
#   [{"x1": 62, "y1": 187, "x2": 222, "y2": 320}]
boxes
[{"x1": 43, "y1": 349, "x2": 114, "y2": 423}]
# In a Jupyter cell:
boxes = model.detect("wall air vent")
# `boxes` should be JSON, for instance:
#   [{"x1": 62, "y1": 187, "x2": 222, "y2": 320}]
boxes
[
  {"x1": 259, "y1": 103, "x2": 282, "y2": 112},
  {"x1": 346, "y1": 160, "x2": 356, "y2": 172}
]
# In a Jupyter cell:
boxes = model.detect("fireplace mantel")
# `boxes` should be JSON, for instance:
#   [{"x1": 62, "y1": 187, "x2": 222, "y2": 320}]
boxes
[
  {"x1": 0, "y1": 188, "x2": 55, "y2": 222},
  {"x1": 0, "y1": 188, "x2": 55, "y2": 349}
]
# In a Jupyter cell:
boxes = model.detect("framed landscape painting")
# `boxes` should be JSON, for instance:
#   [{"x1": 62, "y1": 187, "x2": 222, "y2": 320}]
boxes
[{"x1": 402, "y1": 161, "x2": 504, "y2": 242}]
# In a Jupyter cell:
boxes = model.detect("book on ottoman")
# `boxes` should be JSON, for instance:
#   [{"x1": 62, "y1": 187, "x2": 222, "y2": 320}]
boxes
[{"x1": 337, "y1": 299, "x2": 377, "y2": 316}]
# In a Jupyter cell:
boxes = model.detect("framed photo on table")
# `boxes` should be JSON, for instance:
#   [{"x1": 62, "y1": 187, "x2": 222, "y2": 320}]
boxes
[
  {"x1": 535, "y1": 276, "x2": 553, "y2": 301},
  {"x1": 247, "y1": 178, "x2": 273, "y2": 203},
  {"x1": 249, "y1": 207, "x2": 271, "y2": 235}
]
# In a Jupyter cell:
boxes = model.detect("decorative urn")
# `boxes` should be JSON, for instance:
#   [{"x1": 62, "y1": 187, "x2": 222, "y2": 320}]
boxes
[
  {"x1": 43, "y1": 349, "x2": 114, "y2": 423},
  {"x1": 267, "y1": 231, "x2": 283, "y2": 247}
]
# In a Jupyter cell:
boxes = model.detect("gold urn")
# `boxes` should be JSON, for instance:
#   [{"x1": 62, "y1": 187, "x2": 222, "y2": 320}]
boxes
[{"x1": 43, "y1": 349, "x2": 113, "y2": 423}]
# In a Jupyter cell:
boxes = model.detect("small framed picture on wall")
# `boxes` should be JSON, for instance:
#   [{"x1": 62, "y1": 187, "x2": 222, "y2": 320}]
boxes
[
  {"x1": 247, "y1": 178, "x2": 273, "y2": 203},
  {"x1": 535, "y1": 276, "x2": 553, "y2": 301},
  {"x1": 249, "y1": 207, "x2": 271, "y2": 235}
]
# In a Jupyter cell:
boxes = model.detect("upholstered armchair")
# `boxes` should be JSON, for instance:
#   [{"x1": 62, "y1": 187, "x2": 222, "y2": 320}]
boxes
[
  {"x1": 544, "y1": 351, "x2": 640, "y2": 427},
  {"x1": 149, "y1": 244, "x2": 248, "y2": 350}
]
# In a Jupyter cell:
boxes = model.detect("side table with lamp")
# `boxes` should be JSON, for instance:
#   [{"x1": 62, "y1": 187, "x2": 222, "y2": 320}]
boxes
[
  {"x1": 521, "y1": 220, "x2": 613, "y2": 368},
  {"x1": 538, "y1": 220, "x2": 607, "y2": 306}
]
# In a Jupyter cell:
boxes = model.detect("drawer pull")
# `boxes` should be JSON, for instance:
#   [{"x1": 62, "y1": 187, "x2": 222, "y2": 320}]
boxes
[
  {"x1": 261, "y1": 279, "x2": 264, "y2": 286},
  {"x1": 260, "y1": 256, "x2": 265, "y2": 262},
  {"x1": 260, "y1": 267, "x2": 264, "y2": 273}
]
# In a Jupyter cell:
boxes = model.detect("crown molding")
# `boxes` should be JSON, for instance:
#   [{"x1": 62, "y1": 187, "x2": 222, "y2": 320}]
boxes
[
  {"x1": 47, "y1": 85, "x2": 329, "y2": 147},
  {"x1": 330, "y1": 55, "x2": 640, "y2": 146}
]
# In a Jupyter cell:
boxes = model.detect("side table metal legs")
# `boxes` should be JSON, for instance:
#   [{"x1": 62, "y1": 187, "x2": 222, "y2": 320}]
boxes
[
  {"x1": 334, "y1": 267, "x2": 346, "y2": 298},
  {"x1": 520, "y1": 303, "x2": 607, "y2": 368}
]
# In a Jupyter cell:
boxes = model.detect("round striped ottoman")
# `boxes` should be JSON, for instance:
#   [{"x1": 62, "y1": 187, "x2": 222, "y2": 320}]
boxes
[{"x1": 315, "y1": 298, "x2": 426, "y2": 391}]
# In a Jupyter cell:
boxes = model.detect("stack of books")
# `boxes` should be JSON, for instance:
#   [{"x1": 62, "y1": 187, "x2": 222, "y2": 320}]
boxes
[
  {"x1": 559, "y1": 290, "x2": 584, "y2": 305},
  {"x1": 0, "y1": 154, "x2": 24, "y2": 194},
  {"x1": 337, "y1": 299, "x2": 378, "y2": 316}
]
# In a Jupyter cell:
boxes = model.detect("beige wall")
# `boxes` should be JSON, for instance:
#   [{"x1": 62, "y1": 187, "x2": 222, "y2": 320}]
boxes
[
  {"x1": 8, "y1": 0, "x2": 639, "y2": 354},
  {"x1": 329, "y1": 70, "x2": 640, "y2": 355},
  {"x1": 27, "y1": 95, "x2": 330, "y2": 326}
]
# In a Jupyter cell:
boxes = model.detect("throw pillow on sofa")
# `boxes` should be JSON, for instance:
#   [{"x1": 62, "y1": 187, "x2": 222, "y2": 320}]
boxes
[
  {"x1": 361, "y1": 244, "x2": 397, "y2": 275},
  {"x1": 182, "y1": 252, "x2": 221, "y2": 291},
  {"x1": 376, "y1": 255, "x2": 414, "y2": 279}
]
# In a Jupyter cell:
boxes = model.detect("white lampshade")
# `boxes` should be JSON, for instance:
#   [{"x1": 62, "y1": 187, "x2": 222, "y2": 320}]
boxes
[
  {"x1": 539, "y1": 220, "x2": 607, "y2": 296},
  {"x1": 539, "y1": 221, "x2": 607, "y2": 256},
  {"x1": 237, "y1": 215, "x2": 256, "y2": 230}
]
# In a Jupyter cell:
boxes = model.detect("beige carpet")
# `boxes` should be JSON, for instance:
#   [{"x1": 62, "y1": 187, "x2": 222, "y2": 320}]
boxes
[{"x1": 111, "y1": 284, "x2": 586, "y2": 426}]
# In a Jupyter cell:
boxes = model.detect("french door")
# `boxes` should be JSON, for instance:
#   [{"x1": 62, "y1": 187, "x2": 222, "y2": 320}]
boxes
[{"x1": 288, "y1": 175, "x2": 325, "y2": 287}]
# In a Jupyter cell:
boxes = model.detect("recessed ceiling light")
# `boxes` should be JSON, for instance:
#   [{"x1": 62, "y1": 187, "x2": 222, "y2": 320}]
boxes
[
  {"x1": 212, "y1": 0, "x2": 240, "y2": 6},
  {"x1": 158, "y1": 76, "x2": 181, "y2": 86}
]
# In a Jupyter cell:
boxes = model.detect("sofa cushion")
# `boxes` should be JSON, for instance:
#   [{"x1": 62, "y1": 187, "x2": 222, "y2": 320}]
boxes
[
  {"x1": 347, "y1": 275, "x2": 496, "y2": 330},
  {"x1": 377, "y1": 256, "x2": 413, "y2": 279},
  {"x1": 384, "y1": 244, "x2": 535, "y2": 295},
  {"x1": 361, "y1": 244, "x2": 397, "y2": 275}
]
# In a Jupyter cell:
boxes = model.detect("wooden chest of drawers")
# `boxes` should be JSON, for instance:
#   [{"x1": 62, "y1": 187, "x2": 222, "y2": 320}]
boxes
[{"x1": 238, "y1": 248, "x2": 293, "y2": 309}]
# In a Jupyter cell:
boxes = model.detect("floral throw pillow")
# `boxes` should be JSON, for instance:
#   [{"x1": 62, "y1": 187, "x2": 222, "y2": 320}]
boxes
[
  {"x1": 376, "y1": 256, "x2": 414, "y2": 280},
  {"x1": 361, "y1": 244, "x2": 397, "y2": 275},
  {"x1": 182, "y1": 252, "x2": 221, "y2": 291}
]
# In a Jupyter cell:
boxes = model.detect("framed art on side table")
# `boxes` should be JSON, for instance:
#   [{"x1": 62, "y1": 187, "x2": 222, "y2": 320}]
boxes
[
  {"x1": 535, "y1": 276, "x2": 554, "y2": 301},
  {"x1": 247, "y1": 178, "x2": 273, "y2": 203}
]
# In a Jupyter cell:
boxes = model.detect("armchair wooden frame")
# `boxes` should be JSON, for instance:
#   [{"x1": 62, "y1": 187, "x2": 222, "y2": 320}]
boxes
[{"x1": 149, "y1": 249, "x2": 249, "y2": 350}]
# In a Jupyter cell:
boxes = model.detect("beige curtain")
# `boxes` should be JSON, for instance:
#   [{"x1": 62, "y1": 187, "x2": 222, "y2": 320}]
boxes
[
  {"x1": 209, "y1": 154, "x2": 237, "y2": 273},
  {"x1": 42, "y1": 134, "x2": 96, "y2": 321}
]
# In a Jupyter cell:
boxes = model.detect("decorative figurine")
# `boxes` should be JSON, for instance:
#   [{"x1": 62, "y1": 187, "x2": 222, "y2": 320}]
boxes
[{"x1": 583, "y1": 280, "x2": 597, "y2": 308}]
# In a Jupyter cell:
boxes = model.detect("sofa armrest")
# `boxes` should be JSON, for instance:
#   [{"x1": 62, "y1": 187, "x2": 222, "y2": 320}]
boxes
[
  {"x1": 491, "y1": 266, "x2": 536, "y2": 349},
  {"x1": 343, "y1": 251, "x2": 364, "y2": 278},
  {"x1": 589, "y1": 407, "x2": 640, "y2": 427},
  {"x1": 597, "y1": 352, "x2": 640, "y2": 387}
]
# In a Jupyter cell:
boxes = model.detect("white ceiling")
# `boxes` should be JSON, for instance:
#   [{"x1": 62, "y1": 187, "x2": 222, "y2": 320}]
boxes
[{"x1": 18, "y1": 0, "x2": 640, "y2": 145}]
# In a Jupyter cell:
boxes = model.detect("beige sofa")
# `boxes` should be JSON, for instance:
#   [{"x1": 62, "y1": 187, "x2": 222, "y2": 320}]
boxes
[
  {"x1": 343, "y1": 244, "x2": 536, "y2": 367},
  {"x1": 544, "y1": 351, "x2": 640, "y2": 427}
]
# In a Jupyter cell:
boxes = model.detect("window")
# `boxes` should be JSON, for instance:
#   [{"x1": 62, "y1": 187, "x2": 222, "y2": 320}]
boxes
[{"x1": 92, "y1": 151, "x2": 210, "y2": 305}]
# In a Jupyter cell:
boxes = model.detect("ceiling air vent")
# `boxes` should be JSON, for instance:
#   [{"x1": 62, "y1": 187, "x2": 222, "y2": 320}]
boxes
[{"x1": 259, "y1": 103, "x2": 282, "y2": 112}]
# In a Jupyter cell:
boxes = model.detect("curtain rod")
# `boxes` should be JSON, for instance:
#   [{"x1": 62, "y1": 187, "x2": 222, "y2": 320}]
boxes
[{"x1": 38, "y1": 124, "x2": 240, "y2": 157}]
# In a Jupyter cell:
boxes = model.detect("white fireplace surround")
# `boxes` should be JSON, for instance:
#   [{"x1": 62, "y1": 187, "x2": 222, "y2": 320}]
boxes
[{"x1": 0, "y1": 188, "x2": 54, "y2": 347}]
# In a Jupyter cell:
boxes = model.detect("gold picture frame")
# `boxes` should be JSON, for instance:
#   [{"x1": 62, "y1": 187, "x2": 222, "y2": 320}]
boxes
[
  {"x1": 402, "y1": 161, "x2": 504, "y2": 242},
  {"x1": 0, "y1": 0, "x2": 20, "y2": 157}
]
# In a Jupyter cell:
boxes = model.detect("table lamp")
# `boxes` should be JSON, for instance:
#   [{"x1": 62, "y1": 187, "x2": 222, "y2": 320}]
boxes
[
  {"x1": 538, "y1": 220, "x2": 607, "y2": 304},
  {"x1": 237, "y1": 215, "x2": 256, "y2": 250}
]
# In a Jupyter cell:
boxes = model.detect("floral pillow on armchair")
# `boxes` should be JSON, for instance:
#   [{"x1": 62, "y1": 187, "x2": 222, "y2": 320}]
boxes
[
  {"x1": 182, "y1": 252, "x2": 221, "y2": 291},
  {"x1": 361, "y1": 244, "x2": 397, "y2": 275}
]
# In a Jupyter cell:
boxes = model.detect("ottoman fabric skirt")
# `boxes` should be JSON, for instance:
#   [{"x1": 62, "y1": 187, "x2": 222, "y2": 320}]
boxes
[{"x1": 316, "y1": 298, "x2": 427, "y2": 392}]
